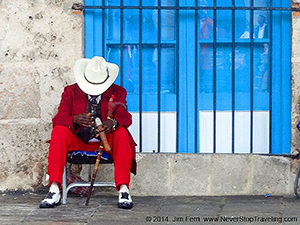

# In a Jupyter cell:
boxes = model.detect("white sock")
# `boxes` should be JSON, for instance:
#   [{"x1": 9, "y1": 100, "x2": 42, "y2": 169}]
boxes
[
  {"x1": 119, "y1": 184, "x2": 129, "y2": 193},
  {"x1": 49, "y1": 182, "x2": 60, "y2": 194}
]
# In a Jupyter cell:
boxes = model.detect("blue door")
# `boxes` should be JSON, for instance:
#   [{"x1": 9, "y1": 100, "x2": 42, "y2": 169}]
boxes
[{"x1": 84, "y1": 0, "x2": 291, "y2": 154}]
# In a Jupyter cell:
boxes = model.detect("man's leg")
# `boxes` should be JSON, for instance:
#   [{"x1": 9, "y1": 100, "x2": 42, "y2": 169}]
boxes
[
  {"x1": 40, "y1": 125, "x2": 99, "y2": 208},
  {"x1": 106, "y1": 127, "x2": 133, "y2": 209},
  {"x1": 48, "y1": 125, "x2": 100, "y2": 186},
  {"x1": 106, "y1": 127, "x2": 132, "y2": 190}
]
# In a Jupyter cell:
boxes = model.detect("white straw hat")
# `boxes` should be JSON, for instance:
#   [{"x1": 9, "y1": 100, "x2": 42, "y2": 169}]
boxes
[{"x1": 74, "y1": 56, "x2": 119, "y2": 95}]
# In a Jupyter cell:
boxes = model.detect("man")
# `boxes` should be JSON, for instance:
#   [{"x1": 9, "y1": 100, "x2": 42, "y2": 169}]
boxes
[{"x1": 39, "y1": 56, "x2": 137, "y2": 209}]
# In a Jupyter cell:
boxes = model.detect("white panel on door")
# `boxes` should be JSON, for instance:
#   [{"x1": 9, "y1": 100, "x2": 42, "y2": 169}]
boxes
[
  {"x1": 253, "y1": 111, "x2": 269, "y2": 153},
  {"x1": 216, "y1": 111, "x2": 232, "y2": 153},
  {"x1": 160, "y1": 112, "x2": 177, "y2": 153},
  {"x1": 128, "y1": 112, "x2": 140, "y2": 149},
  {"x1": 130, "y1": 111, "x2": 269, "y2": 153},
  {"x1": 141, "y1": 112, "x2": 158, "y2": 152},
  {"x1": 199, "y1": 111, "x2": 214, "y2": 153},
  {"x1": 234, "y1": 111, "x2": 250, "y2": 153},
  {"x1": 129, "y1": 112, "x2": 158, "y2": 153},
  {"x1": 129, "y1": 112, "x2": 177, "y2": 153}
]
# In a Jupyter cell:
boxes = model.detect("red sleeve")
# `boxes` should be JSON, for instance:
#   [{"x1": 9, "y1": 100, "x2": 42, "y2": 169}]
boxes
[
  {"x1": 112, "y1": 88, "x2": 132, "y2": 128},
  {"x1": 52, "y1": 86, "x2": 79, "y2": 133}
]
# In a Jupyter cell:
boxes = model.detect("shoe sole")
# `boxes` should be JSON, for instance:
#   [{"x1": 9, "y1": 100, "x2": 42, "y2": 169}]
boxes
[
  {"x1": 118, "y1": 202, "x2": 133, "y2": 209},
  {"x1": 39, "y1": 200, "x2": 61, "y2": 209}
]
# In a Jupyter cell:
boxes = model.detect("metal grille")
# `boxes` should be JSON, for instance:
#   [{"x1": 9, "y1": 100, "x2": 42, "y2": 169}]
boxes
[{"x1": 74, "y1": 1, "x2": 298, "y2": 154}]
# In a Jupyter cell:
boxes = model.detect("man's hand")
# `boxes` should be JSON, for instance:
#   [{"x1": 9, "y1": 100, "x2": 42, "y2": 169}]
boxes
[
  {"x1": 73, "y1": 113, "x2": 93, "y2": 127},
  {"x1": 96, "y1": 119, "x2": 114, "y2": 135}
]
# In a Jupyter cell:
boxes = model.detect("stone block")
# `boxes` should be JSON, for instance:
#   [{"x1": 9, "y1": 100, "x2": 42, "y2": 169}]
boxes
[
  {"x1": 130, "y1": 153, "x2": 172, "y2": 196},
  {"x1": 169, "y1": 154, "x2": 211, "y2": 195},
  {"x1": 0, "y1": 63, "x2": 40, "y2": 119},
  {"x1": 44, "y1": 0, "x2": 65, "y2": 7},
  {"x1": 96, "y1": 163, "x2": 115, "y2": 183},
  {"x1": 38, "y1": 64, "x2": 74, "y2": 122},
  {"x1": 80, "y1": 154, "x2": 295, "y2": 196},
  {"x1": 0, "y1": 63, "x2": 74, "y2": 121},
  {"x1": 210, "y1": 154, "x2": 251, "y2": 195},
  {"x1": 292, "y1": 16, "x2": 300, "y2": 63},
  {"x1": 0, "y1": 119, "x2": 52, "y2": 191},
  {"x1": 251, "y1": 156, "x2": 291, "y2": 195},
  {"x1": 291, "y1": 62, "x2": 300, "y2": 153},
  {"x1": 0, "y1": 0, "x2": 83, "y2": 64}
]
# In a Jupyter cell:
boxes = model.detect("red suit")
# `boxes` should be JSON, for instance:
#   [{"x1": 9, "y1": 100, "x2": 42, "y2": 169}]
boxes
[{"x1": 47, "y1": 83, "x2": 137, "y2": 190}]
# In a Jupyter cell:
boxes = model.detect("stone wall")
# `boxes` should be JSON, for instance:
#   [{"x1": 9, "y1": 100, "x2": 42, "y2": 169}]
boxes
[
  {"x1": 0, "y1": 0, "x2": 82, "y2": 191},
  {"x1": 292, "y1": 1, "x2": 300, "y2": 154},
  {"x1": 0, "y1": 0, "x2": 299, "y2": 196}
]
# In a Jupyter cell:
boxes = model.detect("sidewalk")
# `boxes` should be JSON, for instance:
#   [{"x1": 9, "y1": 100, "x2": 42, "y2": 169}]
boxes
[{"x1": 1, "y1": 192, "x2": 299, "y2": 225}]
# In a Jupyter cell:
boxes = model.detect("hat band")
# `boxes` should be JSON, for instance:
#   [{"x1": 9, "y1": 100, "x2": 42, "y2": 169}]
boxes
[{"x1": 84, "y1": 68, "x2": 110, "y2": 85}]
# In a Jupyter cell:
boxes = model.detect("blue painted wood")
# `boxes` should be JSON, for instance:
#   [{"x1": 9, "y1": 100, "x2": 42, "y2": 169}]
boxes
[
  {"x1": 186, "y1": 1, "x2": 196, "y2": 153},
  {"x1": 84, "y1": 0, "x2": 94, "y2": 58},
  {"x1": 280, "y1": 9, "x2": 291, "y2": 154},
  {"x1": 94, "y1": 0, "x2": 102, "y2": 56},
  {"x1": 271, "y1": 10, "x2": 282, "y2": 154},
  {"x1": 178, "y1": 8, "x2": 188, "y2": 153}
]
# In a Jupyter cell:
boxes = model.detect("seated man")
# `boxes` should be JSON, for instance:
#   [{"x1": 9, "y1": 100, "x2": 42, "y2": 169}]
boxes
[{"x1": 39, "y1": 56, "x2": 137, "y2": 209}]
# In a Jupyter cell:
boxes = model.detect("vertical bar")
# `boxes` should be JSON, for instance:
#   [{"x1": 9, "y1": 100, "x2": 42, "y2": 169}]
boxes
[
  {"x1": 213, "y1": 0, "x2": 217, "y2": 153},
  {"x1": 94, "y1": 0, "x2": 102, "y2": 56},
  {"x1": 250, "y1": 0, "x2": 254, "y2": 153},
  {"x1": 232, "y1": 0, "x2": 235, "y2": 153},
  {"x1": 176, "y1": 0, "x2": 179, "y2": 153},
  {"x1": 195, "y1": 0, "x2": 198, "y2": 153},
  {"x1": 102, "y1": 0, "x2": 105, "y2": 57},
  {"x1": 185, "y1": 4, "x2": 196, "y2": 153},
  {"x1": 84, "y1": 0, "x2": 94, "y2": 58},
  {"x1": 120, "y1": 0, "x2": 124, "y2": 87},
  {"x1": 139, "y1": 0, "x2": 143, "y2": 152},
  {"x1": 157, "y1": 0, "x2": 161, "y2": 153},
  {"x1": 271, "y1": 5, "x2": 282, "y2": 154},
  {"x1": 269, "y1": 0, "x2": 273, "y2": 154},
  {"x1": 178, "y1": 3, "x2": 188, "y2": 153}
]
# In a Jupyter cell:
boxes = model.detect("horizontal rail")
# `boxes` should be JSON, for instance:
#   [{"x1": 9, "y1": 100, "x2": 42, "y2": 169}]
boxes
[{"x1": 73, "y1": 3, "x2": 300, "y2": 11}]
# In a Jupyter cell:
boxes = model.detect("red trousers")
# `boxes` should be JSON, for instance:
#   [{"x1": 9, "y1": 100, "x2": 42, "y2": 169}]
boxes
[{"x1": 48, "y1": 125, "x2": 132, "y2": 190}]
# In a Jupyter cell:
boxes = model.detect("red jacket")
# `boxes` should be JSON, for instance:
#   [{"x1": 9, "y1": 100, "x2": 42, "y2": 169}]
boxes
[{"x1": 52, "y1": 83, "x2": 137, "y2": 175}]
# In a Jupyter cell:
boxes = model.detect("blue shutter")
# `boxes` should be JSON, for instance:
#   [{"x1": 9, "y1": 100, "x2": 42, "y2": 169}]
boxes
[{"x1": 84, "y1": 0, "x2": 291, "y2": 154}]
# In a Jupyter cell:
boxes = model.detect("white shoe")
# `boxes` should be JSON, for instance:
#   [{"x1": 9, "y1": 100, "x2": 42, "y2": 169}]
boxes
[
  {"x1": 118, "y1": 192, "x2": 133, "y2": 209},
  {"x1": 39, "y1": 192, "x2": 61, "y2": 208}
]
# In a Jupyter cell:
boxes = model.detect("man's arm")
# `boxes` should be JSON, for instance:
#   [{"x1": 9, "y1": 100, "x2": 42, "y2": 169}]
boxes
[
  {"x1": 111, "y1": 88, "x2": 132, "y2": 128},
  {"x1": 97, "y1": 87, "x2": 132, "y2": 134},
  {"x1": 52, "y1": 86, "x2": 80, "y2": 133}
]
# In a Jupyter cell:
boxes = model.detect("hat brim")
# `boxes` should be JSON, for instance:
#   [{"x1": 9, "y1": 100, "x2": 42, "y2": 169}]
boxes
[{"x1": 74, "y1": 58, "x2": 119, "y2": 95}]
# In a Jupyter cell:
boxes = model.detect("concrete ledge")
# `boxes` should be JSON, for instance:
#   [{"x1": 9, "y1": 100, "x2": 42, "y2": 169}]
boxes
[{"x1": 89, "y1": 153, "x2": 297, "y2": 196}]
